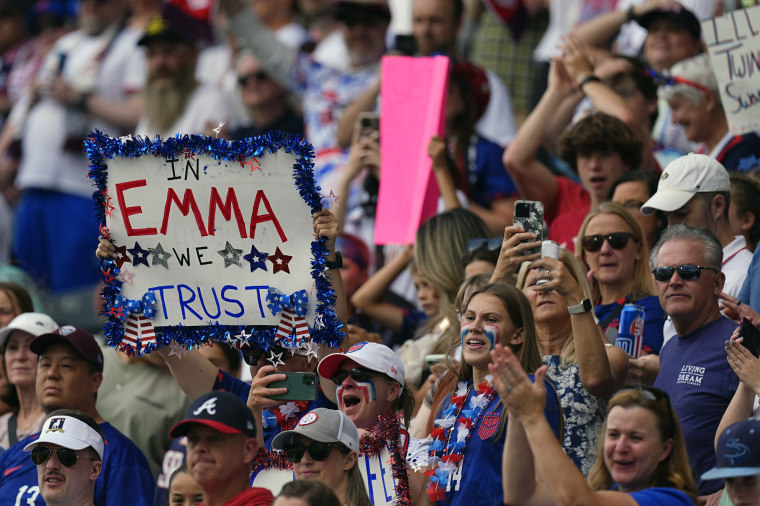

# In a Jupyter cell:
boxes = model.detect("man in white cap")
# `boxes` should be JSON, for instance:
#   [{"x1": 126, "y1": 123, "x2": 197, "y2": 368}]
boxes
[
  {"x1": 641, "y1": 153, "x2": 751, "y2": 298},
  {"x1": 24, "y1": 409, "x2": 105, "y2": 506}
]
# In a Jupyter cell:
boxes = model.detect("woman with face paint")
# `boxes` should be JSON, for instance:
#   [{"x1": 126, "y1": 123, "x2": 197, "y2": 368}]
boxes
[
  {"x1": 516, "y1": 249, "x2": 628, "y2": 476},
  {"x1": 420, "y1": 283, "x2": 563, "y2": 505}
]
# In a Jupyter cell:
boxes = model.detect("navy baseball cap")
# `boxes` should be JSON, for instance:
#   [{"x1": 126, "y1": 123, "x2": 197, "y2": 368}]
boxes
[
  {"x1": 169, "y1": 391, "x2": 256, "y2": 438},
  {"x1": 637, "y1": 4, "x2": 701, "y2": 40},
  {"x1": 30, "y1": 325, "x2": 104, "y2": 372},
  {"x1": 702, "y1": 420, "x2": 760, "y2": 480}
]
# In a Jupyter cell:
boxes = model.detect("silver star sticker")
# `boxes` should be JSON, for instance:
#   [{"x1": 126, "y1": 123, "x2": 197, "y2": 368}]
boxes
[
  {"x1": 168, "y1": 342, "x2": 187, "y2": 360},
  {"x1": 267, "y1": 350, "x2": 285, "y2": 368},
  {"x1": 313, "y1": 314, "x2": 325, "y2": 330},
  {"x1": 232, "y1": 329, "x2": 251, "y2": 347},
  {"x1": 301, "y1": 341, "x2": 319, "y2": 362},
  {"x1": 212, "y1": 121, "x2": 225, "y2": 137},
  {"x1": 218, "y1": 241, "x2": 243, "y2": 268},
  {"x1": 149, "y1": 243, "x2": 172, "y2": 269}
]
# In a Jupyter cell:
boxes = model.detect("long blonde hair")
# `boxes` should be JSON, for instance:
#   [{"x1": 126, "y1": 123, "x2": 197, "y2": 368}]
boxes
[
  {"x1": 516, "y1": 249, "x2": 593, "y2": 367},
  {"x1": 575, "y1": 202, "x2": 655, "y2": 301}
]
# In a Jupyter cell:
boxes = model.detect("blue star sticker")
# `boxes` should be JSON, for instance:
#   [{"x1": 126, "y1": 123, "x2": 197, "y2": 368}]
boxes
[
  {"x1": 243, "y1": 244, "x2": 268, "y2": 272},
  {"x1": 128, "y1": 242, "x2": 150, "y2": 268}
]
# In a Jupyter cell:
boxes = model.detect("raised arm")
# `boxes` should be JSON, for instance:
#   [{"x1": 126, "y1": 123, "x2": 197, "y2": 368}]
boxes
[
  {"x1": 313, "y1": 208, "x2": 348, "y2": 326},
  {"x1": 336, "y1": 79, "x2": 381, "y2": 149},
  {"x1": 571, "y1": 0, "x2": 679, "y2": 49}
]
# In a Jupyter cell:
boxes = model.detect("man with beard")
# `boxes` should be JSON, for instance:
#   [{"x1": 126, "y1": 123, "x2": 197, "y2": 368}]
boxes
[{"x1": 134, "y1": 10, "x2": 229, "y2": 138}]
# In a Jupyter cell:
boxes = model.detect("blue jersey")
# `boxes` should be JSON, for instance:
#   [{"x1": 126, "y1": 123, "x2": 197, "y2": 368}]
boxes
[
  {"x1": 627, "y1": 487, "x2": 693, "y2": 505},
  {"x1": 435, "y1": 376, "x2": 562, "y2": 506},
  {"x1": 0, "y1": 422, "x2": 154, "y2": 506},
  {"x1": 213, "y1": 369, "x2": 335, "y2": 449},
  {"x1": 595, "y1": 295, "x2": 666, "y2": 355}
]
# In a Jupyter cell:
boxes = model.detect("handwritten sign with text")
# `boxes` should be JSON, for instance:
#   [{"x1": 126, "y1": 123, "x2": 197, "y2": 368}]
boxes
[
  {"x1": 86, "y1": 132, "x2": 342, "y2": 355},
  {"x1": 702, "y1": 6, "x2": 760, "y2": 134}
]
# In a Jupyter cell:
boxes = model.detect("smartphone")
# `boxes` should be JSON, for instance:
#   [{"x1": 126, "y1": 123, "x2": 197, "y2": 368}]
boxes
[
  {"x1": 740, "y1": 318, "x2": 760, "y2": 358},
  {"x1": 513, "y1": 200, "x2": 544, "y2": 256},
  {"x1": 356, "y1": 112, "x2": 379, "y2": 140},
  {"x1": 425, "y1": 354, "x2": 446, "y2": 367},
  {"x1": 266, "y1": 372, "x2": 318, "y2": 401}
]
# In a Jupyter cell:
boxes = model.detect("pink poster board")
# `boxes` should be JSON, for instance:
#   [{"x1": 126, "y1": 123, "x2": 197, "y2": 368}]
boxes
[{"x1": 374, "y1": 55, "x2": 450, "y2": 245}]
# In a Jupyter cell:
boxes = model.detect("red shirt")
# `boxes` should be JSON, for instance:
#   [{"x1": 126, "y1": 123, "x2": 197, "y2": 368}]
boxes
[{"x1": 546, "y1": 176, "x2": 590, "y2": 252}]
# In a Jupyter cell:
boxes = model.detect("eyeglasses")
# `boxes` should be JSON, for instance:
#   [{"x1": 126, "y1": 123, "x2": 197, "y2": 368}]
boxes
[
  {"x1": 31, "y1": 446, "x2": 93, "y2": 467},
  {"x1": 330, "y1": 367, "x2": 374, "y2": 384},
  {"x1": 581, "y1": 232, "x2": 635, "y2": 252},
  {"x1": 467, "y1": 237, "x2": 502, "y2": 253},
  {"x1": 237, "y1": 70, "x2": 270, "y2": 86},
  {"x1": 651, "y1": 264, "x2": 718, "y2": 282},
  {"x1": 282, "y1": 441, "x2": 348, "y2": 463},
  {"x1": 242, "y1": 345, "x2": 287, "y2": 366},
  {"x1": 646, "y1": 68, "x2": 712, "y2": 94}
]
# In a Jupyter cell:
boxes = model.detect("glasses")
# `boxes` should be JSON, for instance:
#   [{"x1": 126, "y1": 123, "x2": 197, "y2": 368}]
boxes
[
  {"x1": 242, "y1": 345, "x2": 287, "y2": 366},
  {"x1": 651, "y1": 264, "x2": 718, "y2": 282},
  {"x1": 467, "y1": 237, "x2": 502, "y2": 253},
  {"x1": 330, "y1": 367, "x2": 374, "y2": 384},
  {"x1": 647, "y1": 68, "x2": 712, "y2": 94},
  {"x1": 581, "y1": 232, "x2": 635, "y2": 252},
  {"x1": 283, "y1": 441, "x2": 348, "y2": 463},
  {"x1": 238, "y1": 70, "x2": 270, "y2": 86},
  {"x1": 31, "y1": 446, "x2": 93, "y2": 467}
]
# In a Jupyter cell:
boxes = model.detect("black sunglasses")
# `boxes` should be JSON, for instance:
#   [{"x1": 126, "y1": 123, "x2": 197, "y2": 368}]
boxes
[
  {"x1": 581, "y1": 232, "x2": 635, "y2": 252},
  {"x1": 242, "y1": 345, "x2": 287, "y2": 366},
  {"x1": 237, "y1": 70, "x2": 270, "y2": 86},
  {"x1": 331, "y1": 367, "x2": 374, "y2": 385},
  {"x1": 651, "y1": 264, "x2": 718, "y2": 282},
  {"x1": 283, "y1": 441, "x2": 348, "y2": 463},
  {"x1": 31, "y1": 446, "x2": 93, "y2": 467},
  {"x1": 467, "y1": 237, "x2": 502, "y2": 253}
]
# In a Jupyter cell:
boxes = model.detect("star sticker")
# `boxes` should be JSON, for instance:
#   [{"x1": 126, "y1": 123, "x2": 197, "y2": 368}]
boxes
[
  {"x1": 229, "y1": 329, "x2": 251, "y2": 348},
  {"x1": 313, "y1": 314, "x2": 324, "y2": 330},
  {"x1": 107, "y1": 306, "x2": 125, "y2": 319},
  {"x1": 118, "y1": 134, "x2": 133, "y2": 143},
  {"x1": 218, "y1": 241, "x2": 243, "y2": 267},
  {"x1": 182, "y1": 148, "x2": 196, "y2": 160},
  {"x1": 267, "y1": 350, "x2": 285, "y2": 368},
  {"x1": 239, "y1": 156, "x2": 261, "y2": 173},
  {"x1": 243, "y1": 244, "x2": 268, "y2": 272},
  {"x1": 327, "y1": 190, "x2": 340, "y2": 208},
  {"x1": 119, "y1": 266, "x2": 135, "y2": 285},
  {"x1": 168, "y1": 342, "x2": 188, "y2": 360},
  {"x1": 101, "y1": 267, "x2": 115, "y2": 284},
  {"x1": 128, "y1": 242, "x2": 151, "y2": 268},
  {"x1": 410, "y1": 462, "x2": 423, "y2": 473},
  {"x1": 212, "y1": 121, "x2": 225, "y2": 137},
  {"x1": 268, "y1": 247, "x2": 292, "y2": 274},
  {"x1": 149, "y1": 243, "x2": 172, "y2": 269},
  {"x1": 98, "y1": 224, "x2": 110, "y2": 240},
  {"x1": 115, "y1": 245, "x2": 131, "y2": 269},
  {"x1": 301, "y1": 341, "x2": 319, "y2": 362}
]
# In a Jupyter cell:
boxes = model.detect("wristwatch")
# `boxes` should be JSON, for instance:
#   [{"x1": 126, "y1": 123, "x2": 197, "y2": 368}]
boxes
[
  {"x1": 325, "y1": 252, "x2": 343, "y2": 270},
  {"x1": 567, "y1": 298, "x2": 593, "y2": 315}
]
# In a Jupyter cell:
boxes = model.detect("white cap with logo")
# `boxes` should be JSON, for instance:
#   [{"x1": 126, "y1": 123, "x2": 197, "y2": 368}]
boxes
[
  {"x1": 24, "y1": 415, "x2": 105, "y2": 460},
  {"x1": 0, "y1": 313, "x2": 58, "y2": 350}
]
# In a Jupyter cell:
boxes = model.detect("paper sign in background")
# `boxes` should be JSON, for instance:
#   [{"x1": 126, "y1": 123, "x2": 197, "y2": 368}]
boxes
[{"x1": 374, "y1": 55, "x2": 450, "y2": 245}]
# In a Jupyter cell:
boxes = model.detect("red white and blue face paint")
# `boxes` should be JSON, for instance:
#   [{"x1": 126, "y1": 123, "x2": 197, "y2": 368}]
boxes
[
  {"x1": 460, "y1": 321, "x2": 500, "y2": 350},
  {"x1": 337, "y1": 380, "x2": 377, "y2": 407}
]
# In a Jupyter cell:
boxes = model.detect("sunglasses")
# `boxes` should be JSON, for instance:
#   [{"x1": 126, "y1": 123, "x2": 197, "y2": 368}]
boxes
[
  {"x1": 616, "y1": 386, "x2": 675, "y2": 437},
  {"x1": 467, "y1": 237, "x2": 502, "y2": 253},
  {"x1": 242, "y1": 345, "x2": 287, "y2": 366},
  {"x1": 651, "y1": 264, "x2": 718, "y2": 282},
  {"x1": 646, "y1": 68, "x2": 712, "y2": 94},
  {"x1": 31, "y1": 446, "x2": 93, "y2": 467},
  {"x1": 238, "y1": 70, "x2": 270, "y2": 86},
  {"x1": 283, "y1": 441, "x2": 348, "y2": 463},
  {"x1": 581, "y1": 232, "x2": 635, "y2": 252},
  {"x1": 330, "y1": 367, "x2": 374, "y2": 384}
]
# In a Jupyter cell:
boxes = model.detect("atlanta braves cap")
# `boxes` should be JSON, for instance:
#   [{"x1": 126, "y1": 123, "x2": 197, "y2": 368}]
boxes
[{"x1": 169, "y1": 391, "x2": 256, "y2": 438}]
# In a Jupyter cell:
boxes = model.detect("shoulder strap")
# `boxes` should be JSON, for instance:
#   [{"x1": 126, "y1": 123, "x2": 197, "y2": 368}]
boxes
[
  {"x1": 8, "y1": 412, "x2": 17, "y2": 446},
  {"x1": 599, "y1": 294, "x2": 633, "y2": 330}
]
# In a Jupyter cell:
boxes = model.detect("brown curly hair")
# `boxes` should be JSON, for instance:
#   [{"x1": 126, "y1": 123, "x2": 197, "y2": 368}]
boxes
[{"x1": 558, "y1": 112, "x2": 642, "y2": 173}]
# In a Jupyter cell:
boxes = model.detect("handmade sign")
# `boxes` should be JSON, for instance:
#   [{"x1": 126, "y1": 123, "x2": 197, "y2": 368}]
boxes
[
  {"x1": 702, "y1": 5, "x2": 760, "y2": 134},
  {"x1": 86, "y1": 132, "x2": 343, "y2": 355}
]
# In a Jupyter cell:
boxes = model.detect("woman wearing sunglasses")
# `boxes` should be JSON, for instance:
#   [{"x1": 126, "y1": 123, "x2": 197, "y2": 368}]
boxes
[
  {"x1": 492, "y1": 344, "x2": 697, "y2": 506},
  {"x1": 516, "y1": 249, "x2": 628, "y2": 476},
  {"x1": 272, "y1": 408, "x2": 371, "y2": 506},
  {"x1": 576, "y1": 202, "x2": 666, "y2": 355}
]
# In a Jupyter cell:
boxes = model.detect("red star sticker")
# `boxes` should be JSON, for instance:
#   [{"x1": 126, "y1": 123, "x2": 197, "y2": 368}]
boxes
[
  {"x1": 239, "y1": 156, "x2": 261, "y2": 173},
  {"x1": 115, "y1": 245, "x2": 131, "y2": 269},
  {"x1": 268, "y1": 247, "x2": 292, "y2": 274},
  {"x1": 104, "y1": 201, "x2": 115, "y2": 217},
  {"x1": 99, "y1": 225, "x2": 110, "y2": 239},
  {"x1": 101, "y1": 268, "x2": 115, "y2": 284},
  {"x1": 107, "y1": 306, "x2": 125, "y2": 319},
  {"x1": 182, "y1": 148, "x2": 196, "y2": 160}
]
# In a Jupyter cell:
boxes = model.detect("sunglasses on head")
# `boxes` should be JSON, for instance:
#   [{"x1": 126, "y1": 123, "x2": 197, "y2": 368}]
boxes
[
  {"x1": 237, "y1": 70, "x2": 269, "y2": 86},
  {"x1": 467, "y1": 237, "x2": 502, "y2": 253},
  {"x1": 581, "y1": 232, "x2": 635, "y2": 252},
  {"x1": 616, "y1": 385, "x2": 675, "y2": 437},
  {"x1": 651, "y1": 264, "x2": 718, "y2": 282},
  {"x1": 242, "y1": 345, "x2": 287, "y2": 366},
  {"x1": 330, "y1": 367, "x2": 374, "y2": 384},
  {"x1": 31, "y1": 446, "x2": 92, "y2": 467},
  {"x1": 283, "y1": 441, "x2": 348, "y2": 463}
]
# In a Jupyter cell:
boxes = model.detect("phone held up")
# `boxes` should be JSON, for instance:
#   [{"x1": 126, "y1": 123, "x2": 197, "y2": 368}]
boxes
[
  {"x1": 266, "y1": 372, "x2": 318, "y2": 401},
  {"x1": 513, "y1": 200, "x2": 544, "y2": 256},
  {"x1": 739, "y1": 318, "x2": 760, "y2": 358},
  {"x1": 356, "y1": 112, "x2": 379, "y2": 141}
]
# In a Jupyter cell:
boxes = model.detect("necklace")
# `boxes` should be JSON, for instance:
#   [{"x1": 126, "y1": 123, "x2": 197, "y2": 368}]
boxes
[{"x1": 425, "y1": 377, "x2": 496, "y2": 502}]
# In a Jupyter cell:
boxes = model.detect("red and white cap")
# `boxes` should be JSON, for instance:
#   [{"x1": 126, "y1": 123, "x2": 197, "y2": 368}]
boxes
[{"x1": 317, "y1": 341, "x2": 404, "y2": 385}]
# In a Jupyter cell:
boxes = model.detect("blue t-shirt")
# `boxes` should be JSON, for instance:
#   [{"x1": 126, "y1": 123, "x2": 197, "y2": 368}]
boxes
[
  {"x1": 0, "y1": 422, "x2": 154, "y2": 505},
  {"x1": 739, "y1": 246, "x2": 760, "y2": 309},
  {"x1": 213, "y1": 369, "x2": 335, "y2": 449},
  {"x1": 434, "y1": 376, "x2": 562, "y2": 506},
  {"x1": 654, "y1": 316, "x2": 739, "y2": 495},
  {"x1": 595, "y1": 295, "x2": 667, "y2": 355},
  {"x1": 628, "y1": 486, "x2": 694, "y2": 505},
  {"x1": 466, "y1": 136, "x2": 519, "y2": 208}
]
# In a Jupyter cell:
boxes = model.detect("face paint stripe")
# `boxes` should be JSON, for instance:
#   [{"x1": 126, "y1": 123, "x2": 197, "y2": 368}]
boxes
[{"x1": 355, "y1": 381, "x2": 377, "y2": 403}]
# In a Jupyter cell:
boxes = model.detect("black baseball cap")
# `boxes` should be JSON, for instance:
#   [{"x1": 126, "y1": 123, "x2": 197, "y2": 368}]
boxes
[
  {"x1": 169, "y1": 391, "x2": 256, "y2": 438},
  {"x1": 637, "y1": 5, "x2": 701, "y2": 40},
  {"x1": 30, "y1": 325, "x2": 104, "y2": 372}
]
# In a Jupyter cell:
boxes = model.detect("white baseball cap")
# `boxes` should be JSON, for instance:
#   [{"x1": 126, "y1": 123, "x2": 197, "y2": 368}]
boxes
[
  {"x1": 0, "y1": 313, "x2": 58, "y2": 350},
  {"x1": 641, "y1": 153, "x2": 730, "y2": 216},
  {"x1": 24, "y1": 415, "x2": 105, "y2": 460},
  {"x1": 317, "y1": 341, "x2": 405, "y2": 385},
  {"x1": 271, "y1": 408, "x2": 359, "y2": 452}
]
